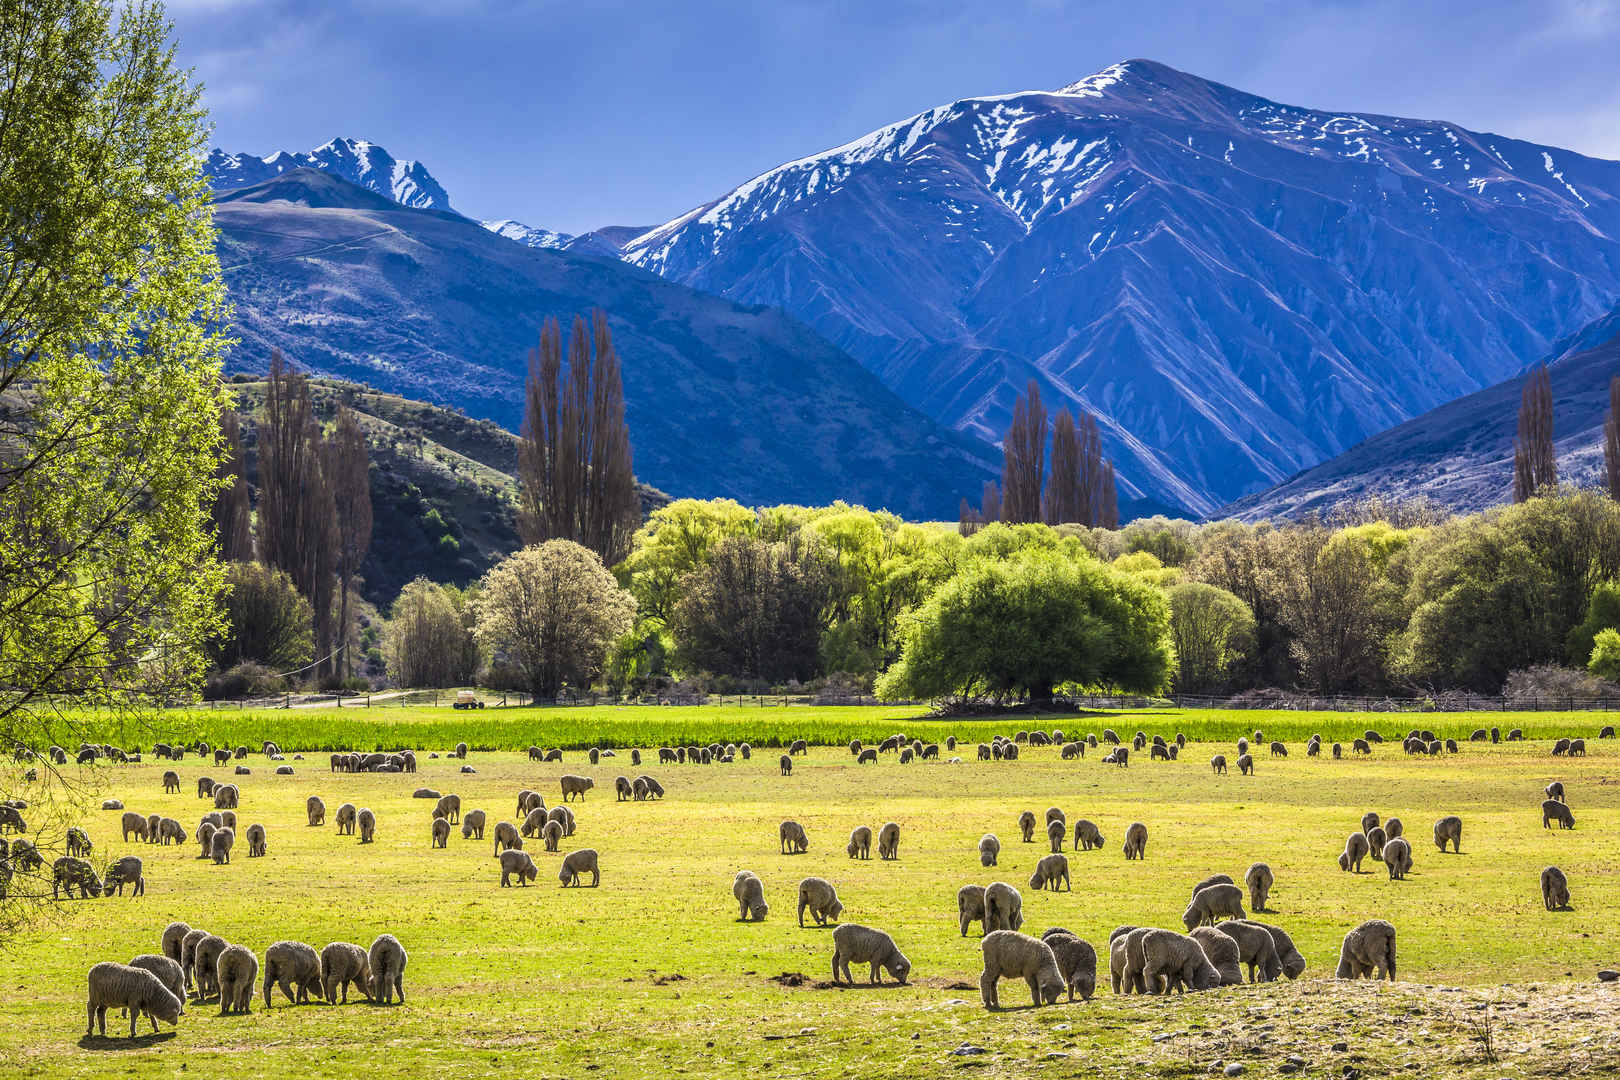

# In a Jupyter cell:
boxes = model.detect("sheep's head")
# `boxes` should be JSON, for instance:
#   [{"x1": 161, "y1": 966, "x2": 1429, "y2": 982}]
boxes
[
  {"x1": 886, "y1": 951, "x2": 911, "y2": 985},
  {"x1": 1039, "y1": 970, "x2": 1064, "y2": 1004}
]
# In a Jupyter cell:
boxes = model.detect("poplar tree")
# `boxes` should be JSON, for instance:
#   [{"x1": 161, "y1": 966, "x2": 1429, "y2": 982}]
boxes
[
  {"x1": 328, "y1": 406, "x2": 372, "y2": 678},
  {"x1": 212, "y1": 409, "x2": 254, "y2": 562},
  {"x1": 999, "y1": 380, "x2": 1046, "y2": 524},
  {"x1": 1604, "y1": 376, "x2": 1618, "y2": 501},
  {"x1": 1512, "y1": 365, "x2": 1556, "y2": 502}
]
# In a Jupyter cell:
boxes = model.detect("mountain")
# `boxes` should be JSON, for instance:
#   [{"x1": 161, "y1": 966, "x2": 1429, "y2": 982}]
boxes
[
  {"x1": 207, "y1": 137, "x2": 457, "y2": 212},
  {"x1": 1223, "y1": 303, "x2": 1620, "y2": 519},
  {"x1": 483, "y1": 219, "x2": 573, "y2": 249},
  {"x1": 620, "y1": 59, "x2": 1620, "y2": 514},
  {"x1": 211, "y1": 169, "x2": 997, "y2": 518}
]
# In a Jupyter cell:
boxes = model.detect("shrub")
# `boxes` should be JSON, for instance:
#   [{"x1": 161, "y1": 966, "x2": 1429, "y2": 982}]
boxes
[
  {"x1": 1502, "y1": 663, "x2": 1620, "y2": 704},
  {"x1": 204, "y1": 662, "x2": 286, "y2": 701}
]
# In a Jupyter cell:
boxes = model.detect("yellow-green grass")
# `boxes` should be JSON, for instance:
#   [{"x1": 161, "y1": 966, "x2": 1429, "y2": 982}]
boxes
[{"x1": 2, "y1": 722, "x2": 1617, "y2": 1079}]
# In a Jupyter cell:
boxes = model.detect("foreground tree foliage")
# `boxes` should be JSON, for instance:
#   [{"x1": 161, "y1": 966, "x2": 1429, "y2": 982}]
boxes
[
  {"x1": 0, "y1": 0, "x2": 228, "y2": 732},
  {"x1": 877, "y1": 549, "x2": 1172, "y2": 703},
  {"x1": 473, "y1": 541, "x2": 635, "y2": 698}
]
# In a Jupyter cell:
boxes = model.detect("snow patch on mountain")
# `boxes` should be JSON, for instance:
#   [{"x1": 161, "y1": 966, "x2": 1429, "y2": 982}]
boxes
[
  {"x1": 206, "y1": 137, "x2": 457, "y2": 213},
  {"x1": 483, "y1": 219, "x2": 573, "y2": 249}
]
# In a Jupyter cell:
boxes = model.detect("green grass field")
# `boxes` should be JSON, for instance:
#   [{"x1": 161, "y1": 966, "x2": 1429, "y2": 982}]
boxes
[{"x1": 2, "y1": 709, "x2": 1618, "y2": 1079}]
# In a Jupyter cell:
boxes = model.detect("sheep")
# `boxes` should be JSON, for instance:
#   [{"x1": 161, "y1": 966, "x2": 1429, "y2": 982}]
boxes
[
  {"x1": 1545, "y1": 781, "x2": 1565, "y2": 803},
  {"x1": 1367, "y1": 826, "x2": 1388, "y2": 862},
  {"x1": 126, "y1": 954, "x2": 185, "y2": 1023},
  {"x1": 1245, "y1": 863, "x2": 1274, "y2": 911},
  {"x1": 1433, "y1": 815, "x2": 1463, "y2": 853},
  {"x1": 1018, "y1": 811, "x2": 1036, "y2": 842},
  {"x1": 120, "y1": 811, "x2": 150, "y2": 842},
  {"x1": 368, "y1": 934, "x2": 407, "y2": 1004},
  {"x1": 1236, "y1": 753, "x2": 1254, "y2": 775},
  {"x1": 1553, "y1": 737, "x2": 1571, "y2": 756},
  {"x1": 161, "y1": 770, "x2": 181, "y2": 794},
  {"x1": 1383, "y1": 836, "x2": 1413, "y2": 880},
  {"x1": 320, "y1": 942, "x2": 372, "y2": 1004},
  {"x1": 779, "y1": 819, "x2": 809, "y2": 854},
  {"x1": 180, "y1": 929, "x2": 209, "y2": 995},
  {"x1": 733, "y1": 870, "x2": 768, "y2": 921},
  {"x1": 1210, "y1": 754, "x2": 1227, "y2": 774},
  {"x1": 1072, "y1": 819, "x2": 1104, "y2": 851},
  {"x1": 493, "y1": 820, "x2": 523, "y2": 855},
  {"x1": 958, "y1": 884, "x2": 987, "y2": 936},
  {"x1": 1028, "y1": 853, "x2": 1070, "y2": 892},
  {"x1": 1543, "y1": 799, "x2": 1576, "y2": 829},
  {"x1": 979, "y1": 930, "x2": 1064, "y2": 1007},
  {"x1": 193, "y1": 935, "x2": 229, "y2": 1002},
  {"x1": 1040, "y1": 930, "x2": 1098, "y2": 1001},
  {"x1": 357, "y1": 808, "x2": 376, "y2": 843},
  {"x1": 1122, "y1": 821, "x2": 1148, "y2": 860},
  {"x1": 831, "y1": 923, "x2": 910, "y2": 986},
  {"x1": 196, "y1": 821, "x2": 216, "y2": 856},
  {"x1": 244, "y1": 823, "x2": 266, "y2": 858},
  {"x1": 221, "y1": 809, "x2": 237, "y2": 831},
  {"x1": 1360, "y1": 811, "x2": 1380, "y2": 835},
  {"x1": 1061, "y1": 742, "x2": 1083, "y2": 759},
  {"x1": 614, "y1": 776, "x2": 633, "y2": 801},
  {"x1": 1046, "y1": 819, "x2": 1065, "y2": 853},
  {"x1": 161, "y1": 922, "x2": 191, "y2": 967},
  {"x1": 53, "y1": 855, "x2": 102, "y2": 898},
  {"x1": 460, "y1": 809, "x2": 487, "y2": 840},
  {"x1": 213, "y1": 783, "x2": 239, "y2": 809},
  {"x1": 789, "y1": 738, "x2": 808, "y2": 756},
  {"x1": 1352, "y1": 738, "x2": 1370, "y2": 755},
  {"x1": 7, "y1": 836, "x2": 38, "y2": 871},
  {"x1": 1269, "y1": 740, "x2": 1287, "y2": 757},
  {"x1": 86, "y1": 962, "x2": 184, "y2": 1038},
  {"x1": 1541, "y1": 865, "x2": 1571, "y2": 910},
  {"x1": 1190, "y1": 873, "x2": 1234, "y2": 899},
  {"x1": 1237, "y1": 737, "x2": 1248, "y2": 756},
  {"x1": 521, "y1": 807, "x2": 548, "y2": 838},
  {"x1": 635, "y1": 775, "x2": 664, "y2": 799},
  {"x1": 560, "y1": 775, "x2": 595, "y2": 802},
  {"x1": 104, "y1": 855, "x2": 144, "y2": 897},
  {"x1": 262, "y1": 941, "x2": 321, "y2": 1007},
  {"x1": 304, "y1": 796, "x2": 325, "y2": 827},
  {"x1": 1336, "y1": 919, "x2": 1396, "y2": 980},
  {"x1": 797, "y1": 876, "x2": 843, "y2": 927},
  {"x1": 336, "y1": 803, "x2": 357, "y2": 835},
  {"x1": 517, "y1": 790, "x2": 544, "y2": 816},
  {"x1": 847, "y1": 825, "x2": 872, "y2": 860},
  {"x1": 858, "y1": 748, "x2": 878, "y2": 765},
  {"x1": 195, "y1": 776, "x2": 215, "y2": 799},
  {"x1": 454, "y1": 741, "x2": 469, "y2": 759},
  {"x1": 1189, "y1": 926, "x2": 1244, "y2": 986},
  {"x1": 210, "y1": 826, "x2": 235, "y2": 864},
  {"x1": 499, "y1": 849, "x2": 538, "y2": 886},
  {"x1": 547, "y1": 804, "x2": 576, "y2": 836},
  {"x1": 1140, "y1": 929, "x2": 1221, "y2": 994},
  {"x1": 979, "y1": 833, "x2": 1000, "y2": 867},
  {"x1": 1108, "y1": 932, "x2": 1138, "y2": 994},
  {"x1": 66, "y1": 826, "x2": 92, "y2": 857},
  {"x1": 433, "y1": 794, "x2": 461, "y2": 823},
  {"x1": 984, "y1": 881, "x2": 1023, "y2": 933},
  {"x1": 1571, "y1": 737, "x2": 1588, "y2": 756},
  {"x1": 1339, "y1": 831, "x2": 1370, "y2": 872},
  {"x1": 559, "y1": 848, "x2": 599, "y2": 887},
  {"x1": 101, "y1": 798, "x2": 123, "y2": 810},
  {"x1": 1216, "y1": 919, "x2": 1284, "y2": 982},
  {"x1": 1384, "y1": 816, "x2": 1404, "y2": 839},
  {"x1": 432, "y1": 818, "x2": 450, "y2": 848},
  {"x1": 873, "y1": 821, "x2": 900, "y2": 861},
  {"x1": 542, "y1": 819, "x2": 563, "y2": 852},
  {"x1": 976, "y1": 743, "x2": 991, "y2": 761},
  {"x1": 1332, "y1": 742, "x2": 1343, "y2": 758},
  {"x1": 1183, "y1": 883, "x2": 1245, "y2": 930}
]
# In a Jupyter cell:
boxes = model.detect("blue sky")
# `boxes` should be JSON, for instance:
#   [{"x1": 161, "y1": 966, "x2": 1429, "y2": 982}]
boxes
[{"x1": 173, "y1": 0, "x2": 1620, "y2": 234}]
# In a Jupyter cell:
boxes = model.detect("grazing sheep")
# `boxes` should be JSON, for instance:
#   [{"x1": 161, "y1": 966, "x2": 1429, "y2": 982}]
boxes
[
  {"x1": 1216, "y1": 919, "x2": 1284, "y2": 983},
  {"x1": 546, "y1": 805, "x2": 576, "y2": 836},
  {"x1": 847, "y1": 825, "x2": 872, "y2": 860},
  {"x1": 1140, "y1": 929, "x2": 1221, "y2": 994},
  {"x1": 1552, "y1": 737, "x2": 1571, "y2": 756},
  {"x1": 121, "y1": 811, "x2": 150, "y2": 842},
  {"x1": 1189, "y1": 926, "x2": 1244, "y2": 986},
  {"x1": 831, "y1": 923, "x2": 910, "y2": 986},
  {"x1": 262, "y1": 941, "x2": 321, "y2": 1007},
  {"x1": 797, "y1": 876, "x2": 843, "y2": 927},
  {"x1": 104, "y1": 856, "x2": 145, "y2": 897},
  {"x1": 432, "y1": 794, "x2": 461, "y2": 824},
  {"x1": 1122, "y1": 821, "x2": 1148, "y2": 860},
  {"x1": 460, "y1": 809, "x2": 486, "y2": 840},
  {"x1": 1360, "y1": 811, "x2": 1380, "y2": 835},
  {"x1": 1383, "y1": 836, "x2": 1413, "y2": 880},
  {"x1": 357, "y1": 808, "x2": 376, "y2": 843},
  {"x1": 1339, "y1": 831, "x2": 1370, "y2": 872},
  {"x1": 777, "y1": 754, "x2": 794, "y2": 777},
  {"x1": 1269, "y1": 740, "x2": 1287, "y2": 757},
  {"x1": 85, "y1": 962, "x2": 184, "y2": 1038},
  {"x1": 53, "y1": 856, "x2": 102, "y2": 898},
  {"x1": 193, "y1": 935, "x2": 228, "y2": 1002},
  {"x1": 1509, "y1": 728, "x2": 1524, "y2": 741},
  {"x1": 1236, "y1": 753, "x2": 1254, "y2": 776},
  {"x1": 1191, "y1": 873, "x2": 1234, "y2": 899},
  {"x1": 1367, "y1": 825, "x2": 1388, "y2": 862},
  {"x1": 1072, "y1": 819, "x2": 1104, "y2": 851},
  {"x1": 979, "y1": 930, "x2": 1064, "y2": 1007},
  {"x1": 320, "y1": 942, "x2": 371, "y2": 1004},
  {"x1": 958, "y1": 885, "x2": 987, "y2": 936},
  {"x1": 221, "y1": 810, "x2": 237, "y2": 831},
  {"x1": 559, "y1": 775, "x2": 594, "y2": 802},
  {"x1": 542, "y1": 819, "x2": 563, "y2": 852},
  {"x1": 1061, "y1": 742, "x2": 1083, "y2": 760},
  {"x1": 213, "y1": 784, "x2": 238, "y2": 809},
  {"x1": 521, "y1": 807, "x2": 548, "y2": 838},
  {"x1": 877, "y1": 821, "x2": 900, "y2": 860},
  {"x1": 733, "y1": 870, "x2": 768, "y2": 921},
  {"x1": 163, "y1": 771, "x2": 181, "y2": 794},
  {"x1": 779, "y1": 820, "x2": 809, "y2": 855},
  {"x1": 1541, "y1": 865, "x2": 1570, "y2": 911},
  {"x1": 305, "y1": 796, "x2": 325, "y2": 827},
  {"x1": 1545, "y1": 781, "x2": 1565, "y2": 803},
  {"x1": 244, "y1": 823, "x2": 266, "y2": 858},
  {"x1": 635, "y1": 775, "x2": 664, "y2": 799},
  {"x1": 858, "y1": 748, "x2": 878, "y2": 765},
  {"x1": 66, "y1": 827, "x2": 92, "y2": 857},
  {"x1": 145, "y1": 812, "x2": 162, "y2": 842},
  {"x1": 1183, "y1": 883, "x2": 1245, "y2": 930},
  {"x1": 1210, "y1": 754, "x2": 1227, "y2": 774},
  {"x1": 1245, "y1": 863, "x2": 1274, "y2": 911},
  {"x1": 1018, "y1": 811, "x2": 1036, "y2": 842},
  {"x1": 984, "y1": 881, "x2": 1023, "y2": 933},
  {"x1": 335, "y1": 803, "x2": 357, "y2": 835},
  {"x1": 615, "y1": 776, "x2": 633, "y2": 801},
  {"x1": 979, "y1": 833, "x2": 1000, "y2": 867},
  {"x1": 1351, "y1": 738, "x2": 1370, "y2": 755},
  {"x1": 631, "y1": 777, "x2": 651, "y2": 801},
  {"x1": 1029, "y1": 853, "x2": 1070, "y2": 892},
  {"x1": 1237, "y1": 737, "x2": 1248, "y2": 756},
  {"x1": 1433, "y1": 815, "x2": 1462, "y2": 853},
  {"x1": 432, "y1": 818, "x2": 450, "y2": 848},
  {"x1": 1331, "y1": 742, "x2": 1343, "y2": 758},
  {"x1": 210, "y1": 826, "x2": 234, "y2": 864},
  {"x1": 127, "y1": 954, "x2": 185, "y2": 1019},
  {"x1": 1543, "y1": 799, "x2": 1576, "y2": 829},
  {"x1": 1108, "y1": 932, "x2": 1138, "y2": 994},
  {"x1": 159, "y1": 818, "x2": 186, "y2": 845},
  {"x1": 1336, "y1": 919, "x2": 1396, "y2": 980},
  {"x1": 367, "y1": 934, "x2": 407, "y2": 1004},
  {"x1": 1570, "y1": 738, "x2": 1587, "y2": 756},
  {"x1": 1046, "y1": 819, "x2": 1065, "y2": 853},
  {"x1": 1040, "y1": 930, "x2": 1097, "y2": 1001},
  {"x1": 180, "y1": 929, "x2": 209, "y2": 995},
  {"x1": 161, "y1": 922, "x2": 191, "y2": 966},
  {"x1": 558, "y1": 848, "x2": 599, "y2": 887},
  {"x1": 493, "y1": 821, "x2": 521, "y2": 854},
  {"x1": 517, "y1": 790, "x2": 544, "y2": 816},
  {"x1": 499, "y1": 849, "x2": 538, "y2": 886},
  {"x1": 1384, "y1": 816, "x2": 1404, "y2": 839},
  {"x1": 790, "y1": 739, "x2": 808, "y2": 756},
  {"x1": 101, "y1": 799, "x2": 123, "y2": 810},
  {"x1": 454, "y1": 741, "x2": 468, "y2": 759}
]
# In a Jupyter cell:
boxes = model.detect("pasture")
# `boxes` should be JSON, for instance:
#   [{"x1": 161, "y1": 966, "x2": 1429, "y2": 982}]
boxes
[{"x1": 2, "y1": 708, "x2": 1618, "y2": 1079}]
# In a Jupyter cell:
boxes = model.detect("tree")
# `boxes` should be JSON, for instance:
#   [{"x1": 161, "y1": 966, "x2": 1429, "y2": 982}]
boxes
[
  {"x1": 1044, "y1": 410, "x2": 1079, "y2": 525},
  {"x1": 1590, "y1": 628, "x2": 1620, "y2": 682},
  {"x1": 388, "y1": 578, "x2": 480, "y2": 688},
  {"x1": 1512, "y1": 365, "x2": 1556, "y2": 502},
  {"x1": 473, "y1": 541, "x2": 635, "y2": 699},
  {"x1": 1567, "y1": 581, "x2": 1620, "y2": 667},
  {"x1": 1000, "y1": 380, "x2": 1046, "y2": 524},
  {"x1": 1269, "y1": 525, "x2": 1398, "y2": 692},
  {"x1": 212, "y1": 408, "x2": 253, "y2": 562},
  {"x1": 257, "y1": 353, "x2": 337, "y2": 675},
  {"x1": 669, "y1": 536, "x2": 833, "y2": 684},
  {"x1": 877, "y1": 550, "x2": 1173, "y2": 704},
  {"x1": 208, "y1": 562, "x2": 313, "y2": 672},
  {"x1": 1040, "y1": 408, "x2": 1116, "y2": 527},
  {"x1": 516, "y1": 311, "x2": 639, "y2": 566},
  {"x1": 1605, "y1": 375, "x2": 1618, "y2": 501},
  {"x1": 1167, "y1": 582, "x2": 1255, "y2": 692},
  {"x1": 327, "y1": 406, "x2": 373, "y2": 677},
  {"x1": 0, "y1": 0, "x2": 229, "y2": 737}
]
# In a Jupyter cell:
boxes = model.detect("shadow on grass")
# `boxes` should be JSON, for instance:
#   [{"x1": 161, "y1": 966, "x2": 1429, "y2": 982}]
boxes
[{"x1": 78, "y1": 1031, "x2": 177, "y2": 1050}]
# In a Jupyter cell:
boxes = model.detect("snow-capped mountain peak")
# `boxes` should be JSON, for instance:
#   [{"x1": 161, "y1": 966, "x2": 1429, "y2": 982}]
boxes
[
  {"x1": 482, "y1": 219, "x2": 573, "y2": 250},
  {"x1": 206, "y1": 137, "x2": 457, "y2": 213}
]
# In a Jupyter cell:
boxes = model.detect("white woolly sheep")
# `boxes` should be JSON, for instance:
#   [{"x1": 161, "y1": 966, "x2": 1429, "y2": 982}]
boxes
[
  {"x1": 121, "y1": 811, "x2": 150, "y2": 842},
  {"x1": 127, "y1": 954, "x2": 185, "y2": 1018},
  {"x1": 1018, "y1": 811, "x2": 1036, "y2": 842},
  {"x1": 1122, "y1": 821, "x2": 1148, "y2": 860},
  {"x1": 560, "y1": 775, "x2": 594, "y2": 802},
  {"x1": 493, "y1": 821, "x2": 521, "y2": 854},
  {"x1": 434, "y1": 794, "x2": 461, "y2": 823},
  {"x1": 1183, "y1": 882, "x2": 1245, "y2": 930},
  {"x1": 262, "y1": 940, "x2": 321, "y2": 1007},
  {"x1": 542, "y1": 819, "x2": 563, "y2": 852},
  {"x1": 461, "y1": 809, "x2": 486, "y2": 840},
  {"x1": 1072, "y1": 819, "x2": 1104, "y2": 851},
  {"x1": 521, "y1": 807, "x2": 548, "y2": 838},
  {"x1": 779, "y1": 819, "x2": 808, "y2": 854},
  {"x1": 1029, "y1": 853, "x2": 1070, "y2": 892},
  {"x1": 368, "y1": 934, "x2": 407, "y2": 1004},
  {"x1": 847, "y1": 825, "x2": 872, "y2": 860},
  {"x1": 1040, "y1": 930, "x2": 1098, "y2": 1001},
  {"x1": 210, "y1": 826, "x2": 234, "y2": 864},
  {"x1": 306, "y1": 796, "x2": 325, "y2": 827},
  {"x1": 1245, "y1": 863, "x2": 1274, "y2": 911},
  {"x1": 1046, "y1": 819, "x2": 1065, "y2": 853},
  {"x1": 1433, "y1": 815, "x2": 1462, "y2": 853},
  {"x1": 335, "y1": 803, "x2": 357, "y2": 835},
  {"x1": 180, "y1": 928, "x2": 210, "y2": 995},
  {"x1": 1216, "y1": 919, "x2": 1283, "y2": 982},
  {"x1": 831, "y1": 923, "x2": 910, "y2": 986},
  {"x1": 1383, "y1": 836, "x2": 1412, "y2": 880},
  {"x1": 797, "y1": 876, "x2": 843, "y2": 926},
  {"x1": 559, "y1": 848, "x2": 599, "y2": 887},
  {"x1": 320, "y1": 941, "x2": 371, "y2": 1004},
  {"x1": 733, "y1": 870, "x2": 768, "y2": 921},
  {"x1": 432, "y1": 818, "x2": 450, "y2": 848},
  {"x1": 984, "y1": 881, "x2": 1023, "y2": 933},
  {"x1": 245, "y1": 823, "x2": 266, "y2": 857},
  {"x1": 357, "y1": 808, "x2": 376, "y2": 843},
  {"x1": 193, "y1": 935, "x2": 228, "y2": 1002},
  {"x1": 958, "y1": 884, "x2": 987, "y2": 936},
  {"x1": 1336, "y1": 918, "x2": 1396, "y2": 980},
  {"x1": 547, "y1": 804, "x2": 576, "y2": 836},
  {"x1": 979, "y1": 930, "x2": 1064, "y2": 1007},
  {"x1": 161, "y1": 922, "x2": 191, "y2": 967},
  {"x1": 499, "y1": 849, "x2": 538, "y2": 886},
  {"x1": 979, "y1": 833, "x2": 1000, "y2": 867},
  {"x1": 877, "y1": 822, "x2": 900, "y2": 860},
  {"x1": 1541, "y1": 865, "x2": 1570, "y2": 911},
  {"x1": 1140, "y1": 929, "x2": 1221, "y2": 994},
  {"x1": 1188, "y1": 926, "x2": 1244, "y2": 986},
  {"x1": 86, "y1": 962, "x2": 184, "y2": 1038}
]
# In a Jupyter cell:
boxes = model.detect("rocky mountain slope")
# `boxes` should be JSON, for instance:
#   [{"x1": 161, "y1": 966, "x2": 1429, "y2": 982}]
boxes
[{"x1": 207, "y1": 137, "x2": 457, "y2": 212}]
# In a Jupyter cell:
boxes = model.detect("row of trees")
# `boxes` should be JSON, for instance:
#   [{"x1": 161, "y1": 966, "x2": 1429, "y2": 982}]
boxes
[{"x1": 962, "y1": 380, "x2": 1119, "y2": 532}]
